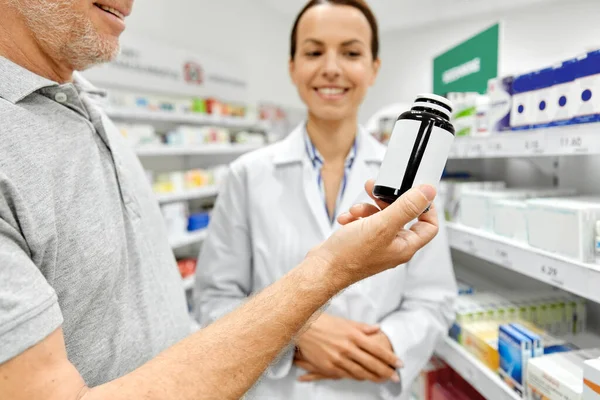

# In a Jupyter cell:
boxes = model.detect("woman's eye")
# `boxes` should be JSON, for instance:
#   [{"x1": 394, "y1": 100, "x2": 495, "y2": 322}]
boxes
[
  {"x1": 345, "y1": 51, "x2": 361, "y2": 58},
  {"x1": 305, "y1": 51, "x2": 322, "y2": 57}
]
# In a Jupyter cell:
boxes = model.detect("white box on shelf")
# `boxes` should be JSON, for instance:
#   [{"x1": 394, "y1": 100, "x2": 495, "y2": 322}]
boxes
[
  {"x1": 440, "y1": 180, "x2": 506, "y2": 222},
  {"x1": 531, "y1": 67, "x2": 555, "y2": 127},
  {"x1": 527, "y1": 349, "x2": 600, "y2": 400},
  {"x1": 550, "y1": 59, "x2": 578, "y2": 126},
  {"x1": 511, "y1": 72, "x2": 536, "y2": 130},
  {"x1": 487, "y1": 76, "x2": 514, "y2": 133},
  {"x1": 460, "y1": 188, "x2": 576, "y2": 231},
  {"x1": 491, "y1": 199, "x2": 528, "y2": 242},
  {"x1": 571, "y1": 51, "x2": 600, "y2": 123},
  {"x1": 526, "y1": 197, "x2": 600, "y2": 262},
  {"x1": 460, "y1": 189, "x2": 528, "y2": 230},
  {"x1": 584, "y1": 358, "x2": 600, "y2": 399}
]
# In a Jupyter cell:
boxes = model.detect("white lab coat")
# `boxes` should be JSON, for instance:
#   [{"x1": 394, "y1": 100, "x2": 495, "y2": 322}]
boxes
[{"x1": 194, "y1": 124, "x2": 457, "y2": 400}]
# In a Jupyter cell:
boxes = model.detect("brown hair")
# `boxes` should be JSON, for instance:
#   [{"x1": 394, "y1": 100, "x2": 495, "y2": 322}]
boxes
[{"x1": 290, "y1": 0, "x2": 379, "y2": 61}]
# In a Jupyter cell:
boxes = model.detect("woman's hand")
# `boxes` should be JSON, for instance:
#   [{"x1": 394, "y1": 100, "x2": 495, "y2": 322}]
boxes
[{"x1": 294, "y1": 314, "x2": 401, "y2": 383}]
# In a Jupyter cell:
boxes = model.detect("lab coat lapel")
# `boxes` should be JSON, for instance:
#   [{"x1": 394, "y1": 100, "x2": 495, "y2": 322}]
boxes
[
  {"x1": 335, "y1": 128, "x2": 384, "y2": 225},
  {"x1": 273, "y1": 124, "x2": 331, "y2": 239},
  {"x1": 303, "y1": 161, "x2": 332, "y2": 239}
]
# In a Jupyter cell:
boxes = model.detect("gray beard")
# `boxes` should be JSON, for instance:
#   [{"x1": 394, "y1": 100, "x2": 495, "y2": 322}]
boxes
[{"x1": 7, "y1": 0, "x2": 120, "y2": 71}]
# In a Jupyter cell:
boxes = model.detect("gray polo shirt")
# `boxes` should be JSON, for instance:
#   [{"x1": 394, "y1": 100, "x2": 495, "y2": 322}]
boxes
[{"x1": 0, "y1": 57, "x2": 190, "y2": 386}]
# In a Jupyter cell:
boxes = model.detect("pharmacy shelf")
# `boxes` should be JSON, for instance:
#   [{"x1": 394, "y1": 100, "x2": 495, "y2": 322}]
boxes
[
  {"x1": 135, "y1": 143, "x2": 262, "y2": 157},
  {"x1": 155, "y1": 186, "x2": 219, "y2": 204},
  {"x1": 182, "y1": 274, "x2": 195, "y2": 291},
  {"x1": 435, "y1": 337, "x2": 520, "y2": 400},
  {"x1": 106, "y1": 108, "x2": 270, "y2": 130},
  {"x1": 169, "y1": 230, "x2": 208, "y2": 249},
  {"x1": 447, "y1": 222, "x2": 600, "y2": 303},
  {"x1": 448, "y1": 123, "x2": 600, "y2": 159}
]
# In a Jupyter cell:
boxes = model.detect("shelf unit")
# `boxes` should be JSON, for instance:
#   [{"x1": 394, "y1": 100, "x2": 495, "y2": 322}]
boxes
[
  {"x1": 169, "y1": 230, "x2": 208, "y2": 249},
  {"x1": 136, "y1": 143, "x2": 262, "y2": 157},
  {"x1": 106, "y1": 108, "x2": 271, "y2": 130},
  {"x1": 447, "y1": 222, "x2": 600, "y2": 304},
  {"x1": 449, "y1": 122, "x2": 600, "y2": 159},
  {"x1": 435, "y1": 337, "x2": 520, "y2": 400},
  {"x1": 156, "y1": 186, "x2": 219, "y2": 204}
]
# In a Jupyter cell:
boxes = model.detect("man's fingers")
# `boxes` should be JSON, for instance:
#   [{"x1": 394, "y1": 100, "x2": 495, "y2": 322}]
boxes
[
  {"x1": 364, "y1": 180, "x2": 392, "y2": 210},
  {"x1": 337, "y1": 212, "x2": 359, "y2": 225},
  {"x1": 349, "y1": 203, "x2": 381, "y2": 219},
  {"x1": 376, "y1": 185, "x2": 436, "y2": 236},
  {"x1": 396, "y1": 202, "x2": 440, "y2": 251},
  {"x1": 338, "y1": 203, "x2": 381, "y2": 225}
]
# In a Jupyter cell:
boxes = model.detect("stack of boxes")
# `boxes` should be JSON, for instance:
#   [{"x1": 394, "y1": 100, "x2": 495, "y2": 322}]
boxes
[
  {"x1": 450, "y1": 279, "x2": 598, "y2": 399},
  {"x1": 449, "y1": 49, "x2": 600, "y2": 136},
  {"x1": 507, "y1": 50, "x2": 600, "y2": 131},
  {"x1": 442, "y1": 181, "x2": 600, "y2": 264}
]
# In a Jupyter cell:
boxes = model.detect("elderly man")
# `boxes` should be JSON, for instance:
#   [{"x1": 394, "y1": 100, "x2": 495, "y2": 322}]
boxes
[{"x1": 0, "y1": 1, "x2": 440, "y2": 399}]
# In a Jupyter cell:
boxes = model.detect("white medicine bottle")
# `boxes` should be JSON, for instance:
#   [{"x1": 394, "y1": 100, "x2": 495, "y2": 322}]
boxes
[{"x1": 374, "y1": 94, "x2": 455, "y2": 204}]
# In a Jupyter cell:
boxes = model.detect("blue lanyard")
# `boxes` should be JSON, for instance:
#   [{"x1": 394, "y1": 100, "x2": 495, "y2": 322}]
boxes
[{"x1": 304, "y1": 133, "x2": 357, "y2": 224}]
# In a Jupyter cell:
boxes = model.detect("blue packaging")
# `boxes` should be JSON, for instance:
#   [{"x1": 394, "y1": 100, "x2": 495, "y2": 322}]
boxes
[
  {"x1": 550, "y1": 58, "x2": 579, "y2": 126},
  {"x1": 187, "y1": 212, "x2": 210, "y2": 231},
  {"x1": 510, "y1": 323, "x2": 543, "y2": 358},
  {"x1": 571, "y1": 50, "x2": 600, "y2": 124},
  {"x1": 511, "y1": 72, "x2": 537, "y2": 130},
  {"x1": 531, "y1": 67, "x2": 555, "y2": 128},
  {"x1": 498, "y1": 324, "x2": 532, "y2": 396},
  {"x1": 487, "y1": 76, "x2": 514, "y2": 132}
]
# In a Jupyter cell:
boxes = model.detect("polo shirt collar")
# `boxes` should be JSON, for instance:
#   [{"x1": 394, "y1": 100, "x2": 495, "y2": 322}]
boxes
[{"x1": 0, "y1": 56, "x2": 58, "y2": 104}]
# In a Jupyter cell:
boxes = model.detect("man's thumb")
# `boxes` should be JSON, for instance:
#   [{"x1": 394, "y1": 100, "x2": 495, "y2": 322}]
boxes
[{"x1": 380, "y1": 185, "x2": 436, "y2": 231}]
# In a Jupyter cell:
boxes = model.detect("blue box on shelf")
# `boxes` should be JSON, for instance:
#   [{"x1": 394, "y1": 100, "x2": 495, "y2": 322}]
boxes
[
  {"x1": 188, "y1": 212, "x2": 210, "y2": 232},
  {"x1": 498, "y1": 324, "x2": 532, "y2": 397}
]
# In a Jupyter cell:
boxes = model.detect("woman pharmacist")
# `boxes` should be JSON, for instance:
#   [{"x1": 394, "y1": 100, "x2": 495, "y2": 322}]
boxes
[{"x1": 195, "y1": 0, "x2": 457, "y2": 398}]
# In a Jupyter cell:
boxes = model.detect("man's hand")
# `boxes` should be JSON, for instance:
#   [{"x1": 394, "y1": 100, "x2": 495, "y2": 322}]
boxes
[
  {"x1": 307, "y1": 180, "x2": 438, "y2": 289},
  {"x1": 293, "y1": 314, "x2": 400, "y2": 383}
]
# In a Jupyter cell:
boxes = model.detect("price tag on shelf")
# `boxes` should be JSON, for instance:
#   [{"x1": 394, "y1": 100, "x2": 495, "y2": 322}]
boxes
[
  {"x1": 523, "y1": 136, "x2": 546, "y2": 155},
  {"x1": 533, "y1": 257, "x2": 587, "y2": 294},
  {"x1": 467, "y1": 142, "x2": 485, "y2": 158},
  {"x1": 539, "y1": 263, "x2": 562, "y2": 285},
  {"x1": 587, "y1": 268, "x2": 600, "y2": 304},
  {"x1": 547, "y1": 131, "x2": 591, "y2": 154},
  {"x1": 463, "y1": 238, "x2": 478, "y2": 254},
  {"x1": 488, "y1": 139, "x2": 503, "y2": 154},
  {"x1": 492, "y1": 244, "x2": 514, "y2": 269}
]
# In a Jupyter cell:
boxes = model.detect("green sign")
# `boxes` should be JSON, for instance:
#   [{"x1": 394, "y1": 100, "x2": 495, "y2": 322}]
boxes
[{"x1": 433, "y1": 23, "x2": 499, "y2": 95}]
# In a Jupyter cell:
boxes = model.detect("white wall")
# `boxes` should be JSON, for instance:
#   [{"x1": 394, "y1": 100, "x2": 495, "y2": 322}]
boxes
[
  {"x1": 123, "y1": 0, "x2": 303, "y2": 109},
  {"x1": 361, "y1": 0, "x2": 600, "y2": 122}
]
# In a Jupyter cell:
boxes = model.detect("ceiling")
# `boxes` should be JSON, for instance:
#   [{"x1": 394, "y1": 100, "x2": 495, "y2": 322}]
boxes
[{"x1": 259, "y1": 0, "x2": 568, "y2": 32}]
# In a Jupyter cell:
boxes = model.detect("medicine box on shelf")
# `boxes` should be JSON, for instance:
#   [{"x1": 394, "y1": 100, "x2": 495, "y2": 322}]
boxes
[
  {"x1": 525, "y1": 197, "x2": 600, "y2": 262},
  {"x1": 527, "y1": 349, "x2": 600, "y2": 400}
]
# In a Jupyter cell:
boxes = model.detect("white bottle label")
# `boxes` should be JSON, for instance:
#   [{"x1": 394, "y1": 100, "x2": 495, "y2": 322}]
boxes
[{"x1": 376, "y1": 119, "x2": 454, "y2": 192}]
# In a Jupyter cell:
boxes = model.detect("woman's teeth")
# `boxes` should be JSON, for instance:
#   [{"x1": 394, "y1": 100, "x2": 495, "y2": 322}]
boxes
[{"x1": 317, "y1": 88, "x2": 345, "y2": 95}]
